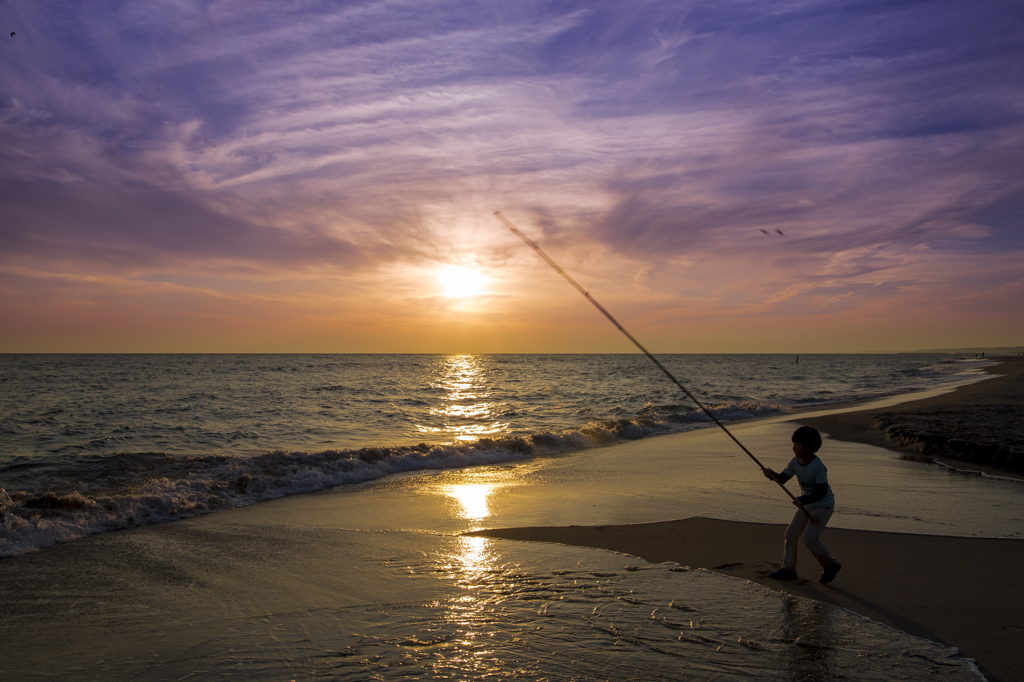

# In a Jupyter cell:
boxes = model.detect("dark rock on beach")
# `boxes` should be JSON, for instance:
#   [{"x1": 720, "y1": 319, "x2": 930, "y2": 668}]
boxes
[{"x1": 872, "y1": 405, "x2": 1024, "y2": 473}]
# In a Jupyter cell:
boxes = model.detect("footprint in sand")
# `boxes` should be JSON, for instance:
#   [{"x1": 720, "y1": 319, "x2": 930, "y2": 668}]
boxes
[{"x1": 713, "y1": 562, "x2": 745, "y2": 569}]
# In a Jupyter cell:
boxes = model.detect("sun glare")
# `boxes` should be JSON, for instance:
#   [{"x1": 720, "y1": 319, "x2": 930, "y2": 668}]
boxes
[{"x1": 437, "y1": 265, "x2": 487, "y2": 298}]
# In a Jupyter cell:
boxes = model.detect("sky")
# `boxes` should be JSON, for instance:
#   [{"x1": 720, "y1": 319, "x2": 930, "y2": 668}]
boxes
[{"x1": 1, "y1": 0, "x2": 1022, "y2": 353}]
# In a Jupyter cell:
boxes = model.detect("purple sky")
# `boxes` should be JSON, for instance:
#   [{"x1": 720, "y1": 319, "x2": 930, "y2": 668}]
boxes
[{"x1": 2, "y1": 0, "x2": 1022, "y2": 352}]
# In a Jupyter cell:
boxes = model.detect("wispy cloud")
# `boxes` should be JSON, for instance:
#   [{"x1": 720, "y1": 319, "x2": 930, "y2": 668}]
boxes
[{"x1": 1, "y1": 0, "x2": 1021, "y2": 351}]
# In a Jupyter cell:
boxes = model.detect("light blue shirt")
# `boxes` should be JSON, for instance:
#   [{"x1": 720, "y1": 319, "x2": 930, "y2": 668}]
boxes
[{"x1": 781, "y1": 455, "x2": 835, "y2": 508}]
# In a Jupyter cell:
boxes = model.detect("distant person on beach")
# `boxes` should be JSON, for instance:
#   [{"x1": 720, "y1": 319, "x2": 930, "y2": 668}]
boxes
[{"x1": 763, "y1": 425, "x2": 841, "y2": 583}]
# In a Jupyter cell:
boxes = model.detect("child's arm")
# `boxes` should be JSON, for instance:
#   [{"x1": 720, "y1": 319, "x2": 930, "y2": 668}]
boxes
[
  {"x1": 763, "y1": 468, "x2": 792, "y2": 484},
  {"x1": 796, "y1": 483, "x2": 829, "y2": 506}
]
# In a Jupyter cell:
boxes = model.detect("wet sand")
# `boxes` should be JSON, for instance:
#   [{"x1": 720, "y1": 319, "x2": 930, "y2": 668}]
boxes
[
  {"x1": 471, "y1": 357, "x2": 1024, "y2": 682},
  {"x1": 805, "y1": 356, "x2": 1024, "y2": 478}
]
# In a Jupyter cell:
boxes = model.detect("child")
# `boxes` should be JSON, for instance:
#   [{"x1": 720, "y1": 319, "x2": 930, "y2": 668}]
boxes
[{"x1": 763, "y1": 425, "x2": 842, "y2": 583}]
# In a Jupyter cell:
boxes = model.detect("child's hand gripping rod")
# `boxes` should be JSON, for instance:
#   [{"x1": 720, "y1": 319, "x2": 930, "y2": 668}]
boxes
[{"x1": 494, "y1": 210, "x2": 816, "y2": 523}]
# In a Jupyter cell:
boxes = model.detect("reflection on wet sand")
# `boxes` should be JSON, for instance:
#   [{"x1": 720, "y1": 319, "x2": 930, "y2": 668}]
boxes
[{"x1": 446, "y1": 482, "x2": 494, "y2": 522}]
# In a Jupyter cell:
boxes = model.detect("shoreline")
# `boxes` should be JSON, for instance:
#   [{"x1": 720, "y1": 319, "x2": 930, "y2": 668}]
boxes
[
  {"x1": 469, "y1": 356, "x2": 1024, "y2": 682},
  {"x1": 802, "y1": 356, "x2": 1024, "y2": 478}
]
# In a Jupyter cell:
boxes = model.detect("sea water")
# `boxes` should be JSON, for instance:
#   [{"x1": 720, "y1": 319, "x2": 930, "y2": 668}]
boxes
[
  {"x1": 0, "y1": 353, "x2": 984, "y2": 557},
  {"x1": 0, "y1": 353, "x2": 1004, "y2": 680}
]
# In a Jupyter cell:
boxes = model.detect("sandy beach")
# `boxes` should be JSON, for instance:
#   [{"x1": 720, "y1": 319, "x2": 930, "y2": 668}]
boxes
[{"x1": 471, "y1": 357, "x2": 1024, "y2": 682}]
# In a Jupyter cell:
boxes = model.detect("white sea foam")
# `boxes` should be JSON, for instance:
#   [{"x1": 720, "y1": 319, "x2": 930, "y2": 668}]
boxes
[{"x1": 0, "y1": 417, "x2": 684, "y2": 556}]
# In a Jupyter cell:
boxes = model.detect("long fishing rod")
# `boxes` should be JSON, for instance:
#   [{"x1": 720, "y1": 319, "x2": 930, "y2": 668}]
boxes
[{"x1": 494, "y1": 210, "x2": 814, "y2": 521}]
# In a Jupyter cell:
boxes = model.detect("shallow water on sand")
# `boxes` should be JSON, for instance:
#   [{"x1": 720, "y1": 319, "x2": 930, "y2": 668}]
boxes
[
  {"x1": 254, "y1": 415, "x2": 1023, "y2": 540},
  {"x1": 0, "y1": 520, "x2": 979, "y2": 681}
]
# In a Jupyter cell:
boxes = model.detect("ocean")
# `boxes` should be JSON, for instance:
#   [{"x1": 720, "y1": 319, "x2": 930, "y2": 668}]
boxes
[
  {"x1": 0, "y1": 353, "x2": 981, "y2": 558},
  {"x1": 0, "y1": 353, "x2": 1010, "y2": 679}
]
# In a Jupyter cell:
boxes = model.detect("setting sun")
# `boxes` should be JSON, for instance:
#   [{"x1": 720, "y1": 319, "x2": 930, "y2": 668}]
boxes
[{"x1": 437, "y1": 265, "x2": 488, "y2": 298}]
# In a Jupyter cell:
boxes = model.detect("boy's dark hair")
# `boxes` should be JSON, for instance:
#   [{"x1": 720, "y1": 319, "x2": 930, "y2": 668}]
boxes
[{"x1": 792, "y1": 425, "x2": 822, "y2": 453}]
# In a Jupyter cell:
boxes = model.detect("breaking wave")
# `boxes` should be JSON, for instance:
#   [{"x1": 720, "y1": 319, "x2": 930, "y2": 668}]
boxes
[{"x1": 0, "y1": 405, "x2": 781, "y2": 558}]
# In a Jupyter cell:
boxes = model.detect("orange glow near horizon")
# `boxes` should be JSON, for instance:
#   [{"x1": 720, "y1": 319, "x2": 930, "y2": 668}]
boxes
[{"x1": 0, "y1": 213, "x2": 1021, "y2": 354}]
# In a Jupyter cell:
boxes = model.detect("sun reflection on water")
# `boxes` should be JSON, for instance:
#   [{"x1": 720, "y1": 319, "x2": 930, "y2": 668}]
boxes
[
  {"x1": 454, "y1": 535, "x2": 492, "y2": 578},
  {"x1": 446, "y1": 483, "x2": 493, "y2": 521},
  {"x1": 416, "y1": 354, "x2": 510, "y2": 443},
  {"x1": 442, "y1": 534, "x2": 499, "y2": 668}
]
